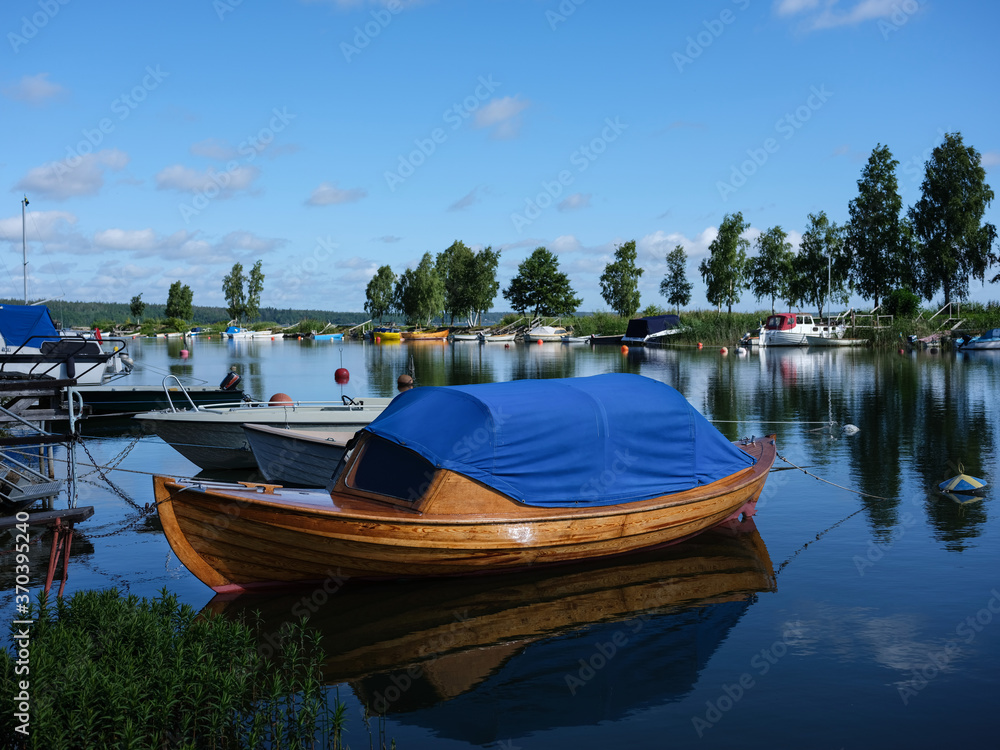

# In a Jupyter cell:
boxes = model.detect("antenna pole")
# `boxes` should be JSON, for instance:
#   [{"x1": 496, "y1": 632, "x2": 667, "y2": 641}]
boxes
[{"x1": 21, "y1": 195, "x2": 29, "y2": 304}]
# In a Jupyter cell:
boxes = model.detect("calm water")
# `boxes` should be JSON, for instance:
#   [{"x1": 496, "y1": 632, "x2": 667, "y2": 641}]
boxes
[{"x1": 3, "y1": 335, "x2": 999, "y2": 748}]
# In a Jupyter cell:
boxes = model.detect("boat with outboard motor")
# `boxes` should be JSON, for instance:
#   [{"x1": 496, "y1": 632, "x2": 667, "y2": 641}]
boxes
[{"x1": 153, "y1": 374, "x2": 776, "y2": 591}]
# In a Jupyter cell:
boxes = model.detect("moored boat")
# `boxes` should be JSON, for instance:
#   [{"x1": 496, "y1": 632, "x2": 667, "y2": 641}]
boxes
[
  {"x1": 136, "y1": 395, "x2": 392, "y2": 470},
  {"x1": 957, "y1": 328, "x2": 1000, "y2": 350},
  {"x1": 621, "y1": 314, "x2": 683, "y2": 346},
  {"x1": 154, "y1": 374, "x2": 777, "y2": 591},
  {"x1": 401, "y1": 328, "x2": 450, "y2": 340},
  {"x1": 242, "y1": 423, "x2": 353, "y2": 487},
  {"x1": 760, "y1": 313, "x2": 844, "y2": 347},
  {"x1": 524, "y1": 325, "x2": 570, "y2": 342},
  {"x1": 805, "y1": 335, "x2": 867, "y2": 348},
  {"x1": 0, "y1": 304, "x2": 132, "y2": 385}
]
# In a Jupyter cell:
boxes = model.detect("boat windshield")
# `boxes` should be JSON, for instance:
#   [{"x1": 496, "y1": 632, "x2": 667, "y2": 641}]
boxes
[{"x1": 344, "y1": 435, "x2": 436, "y2": 503}]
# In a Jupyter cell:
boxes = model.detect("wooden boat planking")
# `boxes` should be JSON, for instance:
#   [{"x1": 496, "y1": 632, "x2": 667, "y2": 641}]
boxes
[{"x1": 154, "y1": 434, "x2": 776, "y2": 591}]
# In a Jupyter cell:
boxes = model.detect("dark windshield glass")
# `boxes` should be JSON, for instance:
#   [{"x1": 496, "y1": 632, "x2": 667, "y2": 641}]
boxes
[{"x1": 347, "y1": 436, "x2": 437, "y2": 502}]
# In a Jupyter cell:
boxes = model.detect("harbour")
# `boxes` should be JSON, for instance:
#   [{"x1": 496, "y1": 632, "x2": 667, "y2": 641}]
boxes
[{"x1": 2, "y1": 335, "x2": 998, "y2": 747}]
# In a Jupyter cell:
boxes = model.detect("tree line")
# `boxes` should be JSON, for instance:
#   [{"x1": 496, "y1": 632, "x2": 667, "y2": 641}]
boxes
[{"x1": 701, "y1": 132, "x2": 997, "y2": 316}]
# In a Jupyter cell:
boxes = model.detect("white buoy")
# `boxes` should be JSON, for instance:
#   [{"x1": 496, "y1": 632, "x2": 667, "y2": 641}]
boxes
[{"x1": 841, "y1": 424, "x2": 859, "y2": 435}]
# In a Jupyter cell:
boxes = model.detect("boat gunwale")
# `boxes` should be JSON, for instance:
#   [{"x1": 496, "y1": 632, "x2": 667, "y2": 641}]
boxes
[{"x1": 155, "y1": 435, "x2": 775, "y2": 527}]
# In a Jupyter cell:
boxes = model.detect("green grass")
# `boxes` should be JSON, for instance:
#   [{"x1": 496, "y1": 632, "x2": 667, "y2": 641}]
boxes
[{"x1": 0, "y1": 588, "x2": 356, "y2": 750}]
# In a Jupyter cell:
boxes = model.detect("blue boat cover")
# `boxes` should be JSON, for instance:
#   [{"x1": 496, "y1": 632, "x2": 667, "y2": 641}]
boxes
[
  {"x1": 0, "y1": 304, "x2": 60, "y2": 348},
  {"x1": 362, "y1": 373, "x2": 756, "y2": 507}
]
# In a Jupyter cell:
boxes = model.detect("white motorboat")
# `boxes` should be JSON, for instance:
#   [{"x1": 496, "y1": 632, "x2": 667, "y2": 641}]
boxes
[
  {"x1": 524, "y1": 325, "x2": 570, "y2": 342},
  {"x1": 957, "y1": 328, "x2": 1000, "y2": 350},
  {"x1": 134, "y1": 394, "x2": 392, "y2": 470},
  {"x1": 760, "y1": 313, "x2": 845, "y2": 347},
  {"x1": 0, "y1": 304, "x2": 132, "y2": 385}
]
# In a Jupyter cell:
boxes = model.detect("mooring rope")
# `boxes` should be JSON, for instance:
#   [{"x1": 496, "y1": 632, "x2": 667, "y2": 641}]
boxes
[
  {"x1": 774, "y1": 506, "x2": 867, "y2": 576},
  {"x1": 775, "y1": 450, "x2": 896, "y2": 501}
]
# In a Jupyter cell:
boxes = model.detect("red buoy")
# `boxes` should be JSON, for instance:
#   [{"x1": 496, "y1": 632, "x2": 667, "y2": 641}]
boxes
[
  {"x1": 268, "y1": 393, "x2": 293, "y2": 405},
  {"x1": 537, "y1": 339, "x2": 543, "y2": 345},
  {"x1": 335, "y1": 367, "x2": 350, "y2": 384},
  {"x1": 720, "y1": 347, "x2": 728, "y2": 355},
  {"x1": 180, "y1": 349, "x2": 189, "y2": 359},
  {"x1": 697, "y1": 342, "x2": 703, "y2": 349},
  {"x1": 621, "y1": 345, "x2": 629, "y2": 355}
]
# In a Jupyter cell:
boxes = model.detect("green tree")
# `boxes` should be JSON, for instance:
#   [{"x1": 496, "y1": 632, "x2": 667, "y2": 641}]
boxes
[
  {"x1": 910, "y1": 132, "x2": 998, "y2": 305},
  {"x1": 436, "y1": 240, "x2": 477, "y2": 324},
  {"x1": 394, "y1": 252, "x2": 444, "y2": 327},
  {"x1": 746, "y1": 226, "x2": 794, "y2": 313},
  {"x1": 846, "y1": 144, "x2": 910, "y2": 308},
  {"x1": 503, "y1": 247, "x2": 581, "y2": 317},
  {"x1": 469, "y1": 246, "x2": 500, "y2": 325},
  {"x1": 364, "y1": 264, "x2": 397, "y2": 322},
  {"x1": 165, "y1": 281, "x2": 193, "y2": 320},
  {"x1": 699, "y1": 213, "x2": 749, "y2": 314},
  {"x1": 246, "y1": 260, "x2": 265, "y2": 322},
  {"x1": 792, "y1": 212, "x2": 849, "y2": 318},
  {"x1": 222, "y1": 263, "x2": 247, "y2": 323},
  {"x1": 129, "y1": 293, "x2": 146, "y2": 323},
  {"x1": 599, "y1": 240, "x2": 643, "y2": 318},
  {"x1": 659, "y1": 245, "x2": 692, "y2": 314}
]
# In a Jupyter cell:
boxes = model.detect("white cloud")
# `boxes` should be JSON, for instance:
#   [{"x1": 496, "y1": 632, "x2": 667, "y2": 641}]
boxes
[
  {"x1": 558, "y1": 193, "x2": 591, "y2": 212},
  {"x1": 0, "y1": 210, "x2": 77, "y2": 242},
  {"x1": 474, "y1": 95, "x2": 529, "y2": 139},
  {"x1": 15, "y1": 150, "x2": 129, "y2": 200},
  {"x1": 3, "y1": 73, "x2": 67, "y2": 104},
  {"x1": 217, "y1": 230, "x2": 285, "y2": 253},
  {"x1": 981, "y1": 152, "x2": 1000, "y2": 168},
  {"x1": 305, "y1": 181, "x2": 367, "y2": 206},
  {"x1": 155, "y1": 164, "x2": 260, "y2": 197},
  {"x1": 190, "y1": 138, "x2": 240, "y2": 160},
  {"x1": 93, "y1": 228, "x2": 158, "y2": 251},
  {"x1": 777, "y1": 0, "x2": 912, "y2": 30}
]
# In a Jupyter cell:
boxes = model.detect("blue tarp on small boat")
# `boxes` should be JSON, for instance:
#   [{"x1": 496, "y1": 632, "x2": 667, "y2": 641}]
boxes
[
  {"x1": 0, "y1": 304, "x2": 61, "y2": 347},
  {"x1": 363, "y1": 373, "x2": 756, "y2": 507}
]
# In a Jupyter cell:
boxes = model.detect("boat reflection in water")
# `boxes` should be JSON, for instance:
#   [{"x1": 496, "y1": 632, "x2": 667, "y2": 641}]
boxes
[{"x1": 205, "y1": 519, "x2": 775, "y2": 744}]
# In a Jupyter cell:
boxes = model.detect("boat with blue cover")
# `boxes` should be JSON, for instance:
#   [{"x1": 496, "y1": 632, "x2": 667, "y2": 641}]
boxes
[
  {"x1": 153, "y1": 373, "x2": 777, "y2": 591},
  {"x1": 958, "y1": 328, "x2": 1000, "y2": 350}
]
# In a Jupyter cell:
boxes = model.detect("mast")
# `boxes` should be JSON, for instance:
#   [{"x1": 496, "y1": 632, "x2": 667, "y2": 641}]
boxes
[{"x1": 21, "y1": 195, "x2": 29, "y2": 304}]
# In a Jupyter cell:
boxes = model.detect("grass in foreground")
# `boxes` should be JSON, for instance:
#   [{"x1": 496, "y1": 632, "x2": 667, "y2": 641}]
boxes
[{"x1": 0, "y1": 588, "x2": 362, "y2": 750}]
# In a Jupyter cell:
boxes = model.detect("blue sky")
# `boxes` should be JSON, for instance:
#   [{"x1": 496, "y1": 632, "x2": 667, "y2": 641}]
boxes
[{"x1": 3, "y1": 0, "x2": 999, "y2": 316}]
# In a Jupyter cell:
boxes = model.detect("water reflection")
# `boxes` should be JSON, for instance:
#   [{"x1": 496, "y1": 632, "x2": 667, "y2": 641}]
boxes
[{"x1": 206, "y1": 521, "x2": 774, "y2": 744}]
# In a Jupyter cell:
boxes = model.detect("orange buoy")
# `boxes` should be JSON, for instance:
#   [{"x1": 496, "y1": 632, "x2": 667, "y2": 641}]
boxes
[
  {"x1": 697, "y1": 342, "x2": 703, "y2": 349},
  {"x1": 268, "y1": 393, "x2": 293, "y2": 406},
  {"x1": 621, "y1": 344, "x2": 629, "y2": 354},
  {"x1": 537, "y1": 339, "x2": 543, "y2": 345}
]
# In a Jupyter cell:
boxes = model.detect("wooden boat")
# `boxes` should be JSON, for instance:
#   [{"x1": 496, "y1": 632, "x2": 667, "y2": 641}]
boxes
[
  {"x1": 401, "y1": 328, "x2": 450, "y2": 340},
  {"x1": 242, "y1": 423, "x2": 353, "y2": 487},
  {"x1": 135, "y1": 395, "x2": 392, "y2": 470},
  {"x1": 154, "y1": 374, "x2": 777, "y2": 591},
  {"x1": 805, "y1": 335, "x2": 867, "y2": 348},
  {"x1": 204, "y1": 519, "x2": 775, "y2": 720}
]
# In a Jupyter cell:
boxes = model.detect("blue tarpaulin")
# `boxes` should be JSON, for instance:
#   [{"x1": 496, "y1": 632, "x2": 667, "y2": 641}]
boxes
[
  {"x1": 0, "y1": 304, "x2": 60, "y2": 348},
  {"x1": 362, "y1": 373, "x2": 756, "y2": 507}
]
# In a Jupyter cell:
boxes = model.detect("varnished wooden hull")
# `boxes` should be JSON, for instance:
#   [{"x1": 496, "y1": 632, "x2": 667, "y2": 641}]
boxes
[
  {"x1": 154, "y1": 437, "x2": 776, "y2": 592},
  {"x1": 401, "y1": 329, "x2": 450, "y2": 340}
]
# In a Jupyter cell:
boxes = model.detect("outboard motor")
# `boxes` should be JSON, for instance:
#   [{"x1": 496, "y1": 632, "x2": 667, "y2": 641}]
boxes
[{"x1": 220, "y1": 366, "x2": 242, "y2": 391}]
